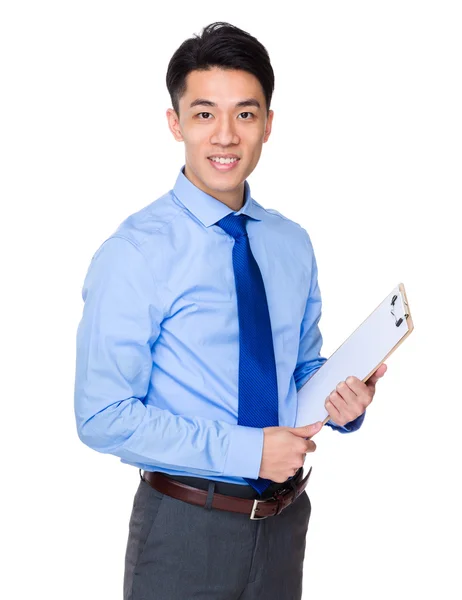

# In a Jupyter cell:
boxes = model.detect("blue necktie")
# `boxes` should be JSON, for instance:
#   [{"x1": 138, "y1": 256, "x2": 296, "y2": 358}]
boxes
[{"x1": 216, "y1": 213, "x2": 279, "y2": 494}]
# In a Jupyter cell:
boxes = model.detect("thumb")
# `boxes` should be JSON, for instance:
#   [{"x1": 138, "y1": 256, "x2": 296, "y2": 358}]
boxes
[
  {"x1": 368, "y1": 363, "x2": 388, "y2": 386},
  {"x1": 289, "y1": 421, "x2": 324, "y2": 439}
]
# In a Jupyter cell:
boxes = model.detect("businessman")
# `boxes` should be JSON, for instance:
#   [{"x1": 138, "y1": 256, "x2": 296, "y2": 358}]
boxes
[{"x1": 74, "y1": 21, "x2": 386, "y2": 599}]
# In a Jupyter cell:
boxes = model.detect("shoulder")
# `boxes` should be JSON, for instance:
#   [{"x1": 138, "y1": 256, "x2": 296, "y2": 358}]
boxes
[
  {"x1": 113, "y1": 191, "x2": 183, "y2": 249},
  {"x1": 90, "y1": 190, "x2": 183, "y2": 258},
  {"x1": 252, "y1": 200, "x2": 314, "y2": 250}
]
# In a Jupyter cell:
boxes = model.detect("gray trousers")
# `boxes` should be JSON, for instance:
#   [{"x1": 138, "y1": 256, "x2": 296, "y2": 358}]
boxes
[{"x1": 123, "y1": 471, "x2": 311, "y2": 599}]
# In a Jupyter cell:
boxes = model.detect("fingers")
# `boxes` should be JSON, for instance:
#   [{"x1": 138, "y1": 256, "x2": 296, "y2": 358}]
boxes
[
  {"x1": 290, "y1": 421, "x2": 323, "y2": 438},
  {"x1": 325, "y1": 372, "x2": 379, "y2": 425},
  {"x1": 325, "y1": 392, "x2": 360, "y2": 426},
  {"x1": 304, "y1": 439, "x2": 317, "y2": 454},
  {"x1": 291, "y1": 439, "x2": 316, "y2": 474},
  {"x1": 325, "y1": 397, "x2": 342, "y2": 420},
  {"x1": 325, "y1": 383, "x2": 354, "y2": 415},
  {"x1": 294, "y1": 437, "x2": 316, "y2": 456}
]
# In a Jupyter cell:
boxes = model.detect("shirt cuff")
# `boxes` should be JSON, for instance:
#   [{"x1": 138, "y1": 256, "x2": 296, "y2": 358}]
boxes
[
  {"x1": 325, "y1": 411, "x2": 366, "y2": 433},
  {"x1": 224, "y1": 425, "x2": 264, "y2": 479}
]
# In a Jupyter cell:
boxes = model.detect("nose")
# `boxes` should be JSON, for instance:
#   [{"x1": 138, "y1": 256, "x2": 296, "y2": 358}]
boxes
[{"x1": 210, "y1": 115, "x2": 240, "y2": 147}]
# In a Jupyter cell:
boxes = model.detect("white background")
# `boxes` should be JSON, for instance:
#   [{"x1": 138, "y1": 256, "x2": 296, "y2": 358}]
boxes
[{"x1": 1, "y1": 2, "x2": 461, "y2": 599}]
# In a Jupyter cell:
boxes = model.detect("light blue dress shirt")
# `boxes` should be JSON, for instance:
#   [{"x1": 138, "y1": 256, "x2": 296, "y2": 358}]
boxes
[{"x1": 74, "y1": 165, "x2": 364, "y2": 485}]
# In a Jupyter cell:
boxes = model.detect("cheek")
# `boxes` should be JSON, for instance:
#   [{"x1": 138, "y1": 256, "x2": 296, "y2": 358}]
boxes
[
  {"x1": 181, "y1": 125, "x2": 208, "y2": 147},
  {"x1": 184, "y1": 139, "x2": 208, "y2": 166},
  {"x1": 247, "y1": 125, "x2": 266, "y2": 143},
  {"x1": 184, "y1": 133, "x2": 204, "y2": 149},
  {"x1": 246, "y1": 143, "x2": 263, "y2": 166},
  {"x1": 249, "y1": 128, "x2": 266, "y2": 152}
]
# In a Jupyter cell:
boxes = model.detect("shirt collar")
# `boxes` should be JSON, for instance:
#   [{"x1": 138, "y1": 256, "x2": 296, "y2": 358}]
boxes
[{"x1": 172, "y1": 165, "x2": 262, "y2": 228}]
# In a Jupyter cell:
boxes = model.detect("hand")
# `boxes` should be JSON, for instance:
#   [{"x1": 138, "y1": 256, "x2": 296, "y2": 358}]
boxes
[
  {"x1": 325, "y1": 363, "x2": 388, "y2": 427},
  {"x1": 259, "y1": 421, "x2": 323, "y2": 483}
]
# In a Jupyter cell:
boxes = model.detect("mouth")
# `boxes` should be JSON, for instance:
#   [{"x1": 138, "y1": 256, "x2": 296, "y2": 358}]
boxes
[{"x1": 207, "y1": 156, "x2": 241, "y2": 172}]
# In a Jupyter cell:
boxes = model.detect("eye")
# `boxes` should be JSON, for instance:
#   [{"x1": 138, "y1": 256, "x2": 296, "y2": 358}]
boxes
[
  {"x1": 197, "y1": 112, "x2": 213, "y2": 119},
  {"x1": 238, "y1": 112, "x2": 254, "y2": 119}
]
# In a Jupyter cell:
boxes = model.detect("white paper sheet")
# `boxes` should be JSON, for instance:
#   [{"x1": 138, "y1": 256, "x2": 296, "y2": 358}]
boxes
[{"x1": 295, "y1": 284, "x2": 410, "y2": 426}]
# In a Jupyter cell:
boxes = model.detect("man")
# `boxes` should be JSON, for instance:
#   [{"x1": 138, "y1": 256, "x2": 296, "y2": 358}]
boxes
[{"x1": 74, "y1": 21, "x2": 386, "y2": 599}]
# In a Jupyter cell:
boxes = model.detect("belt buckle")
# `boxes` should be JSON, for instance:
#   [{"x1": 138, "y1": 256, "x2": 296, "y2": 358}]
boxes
[
  {"x1": 250, "y1": 498, "x2": 270, "y2": 520},
  {"x1": 250, "y1": 479, "x2": 298, "y2": 520}
]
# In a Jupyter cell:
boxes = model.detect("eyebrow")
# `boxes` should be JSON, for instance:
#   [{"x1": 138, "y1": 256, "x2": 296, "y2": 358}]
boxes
[{"x1": 189, "y1": 98, "x2": 261, "y2": 110}]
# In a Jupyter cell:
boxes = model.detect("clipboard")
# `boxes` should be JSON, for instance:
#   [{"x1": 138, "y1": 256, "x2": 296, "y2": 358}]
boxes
[{"x1": 295, "y1": 282, "x2": 414, "y2": 427}]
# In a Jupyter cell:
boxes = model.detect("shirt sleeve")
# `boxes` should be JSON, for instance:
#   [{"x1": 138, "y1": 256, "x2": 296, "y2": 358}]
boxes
[
  {"x1": 293, "y1": 235, "x2": 328, "y2": 392},
  {"x1": 326, "y1": 413, "x2": 365, "y2": 433},
  {"x1": 294, "y1": 232, "x2": 365, "y2": 434},
  {"x1": 74, "y1": 235, "x2": 263, "y2": 479}
]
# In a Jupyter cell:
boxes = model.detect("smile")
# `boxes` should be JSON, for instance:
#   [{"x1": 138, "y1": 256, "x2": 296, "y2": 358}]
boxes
[{"x1": 207, "y1": 157, "x2": 240, "y2": 172}]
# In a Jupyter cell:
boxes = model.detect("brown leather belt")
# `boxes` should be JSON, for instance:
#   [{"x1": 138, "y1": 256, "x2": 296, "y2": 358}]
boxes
[{"x1": 141, "y1": 467, "x2": 312, "y2": 520}]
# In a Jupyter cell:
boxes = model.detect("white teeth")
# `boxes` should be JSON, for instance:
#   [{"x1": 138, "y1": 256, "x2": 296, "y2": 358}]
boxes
[{"x1": 210, "y1": 157, "x2": 238, "y2": 164}]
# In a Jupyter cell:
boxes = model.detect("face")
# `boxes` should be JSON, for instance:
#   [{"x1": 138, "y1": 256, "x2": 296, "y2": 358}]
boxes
[{"x1": 166, "y1": 67, "x2": 274, "y2": 210}]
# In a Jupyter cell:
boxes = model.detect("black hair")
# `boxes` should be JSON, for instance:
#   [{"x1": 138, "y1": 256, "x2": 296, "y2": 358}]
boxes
[{"x1": 166, "y1": 22, "x2": 274, "y2": 117}]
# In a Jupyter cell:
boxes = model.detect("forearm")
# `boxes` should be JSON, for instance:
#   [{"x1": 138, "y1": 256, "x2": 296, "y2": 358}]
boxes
[{"x1": 75, "y1": 393, "x2": 264, "y2": 479}]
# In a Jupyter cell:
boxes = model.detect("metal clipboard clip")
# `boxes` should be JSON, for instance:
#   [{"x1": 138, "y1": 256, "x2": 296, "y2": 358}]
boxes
[{"x1": 390, "y1": 292, "x2": 410, "y2": 328}]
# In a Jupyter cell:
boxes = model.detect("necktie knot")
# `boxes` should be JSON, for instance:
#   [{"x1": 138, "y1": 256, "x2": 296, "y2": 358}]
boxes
[{"x1": 216, "y1": 213, "x2": 249, "y2": 240}]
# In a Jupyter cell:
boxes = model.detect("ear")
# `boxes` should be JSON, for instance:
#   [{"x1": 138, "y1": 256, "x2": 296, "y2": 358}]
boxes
[
  {"x1": 263, "y1": 109, "x2": 274, "y2": 143},
  {"x1": 166, "y1": 108, "x2": 184, "y2": 142}
]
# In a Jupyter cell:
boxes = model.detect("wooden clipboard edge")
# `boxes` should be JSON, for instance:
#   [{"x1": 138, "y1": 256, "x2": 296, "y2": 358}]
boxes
[
  {"x1": 359, "y1": 281, "x2": 414, "y2": 385},
  {"x1": 398, "y1": 282, "x2": 414, "y2": 335},
  {"x1": 314, "y1": 282, "x2": 415, "y2": 427}
]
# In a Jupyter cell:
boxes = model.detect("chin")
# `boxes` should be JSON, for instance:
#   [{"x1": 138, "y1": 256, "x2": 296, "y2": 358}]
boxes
[
  {"x1": 188, "y1": 160, "x2": 248, "y2": 194},
  {"x1": 208, "y1": 165, "x2": 247, "y2": 181},
  {"x1": 207, "y1": 179, "x2": 244, "y2": 194}
]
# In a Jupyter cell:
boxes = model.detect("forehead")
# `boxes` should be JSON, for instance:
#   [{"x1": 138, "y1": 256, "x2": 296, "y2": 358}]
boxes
[{"x1": 181, "y1": 68, "x2": 265, "y2": 108}]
